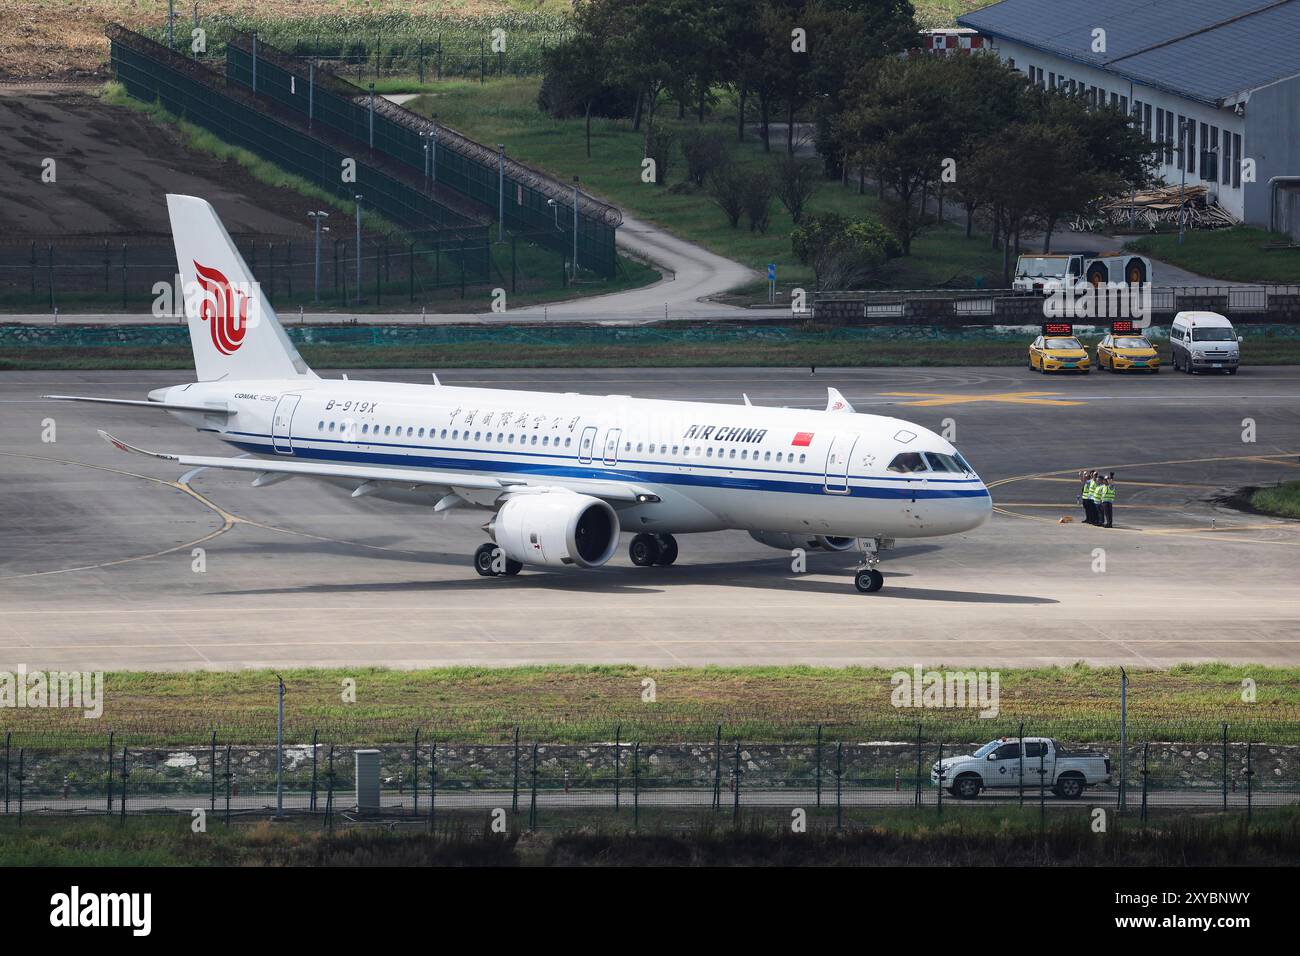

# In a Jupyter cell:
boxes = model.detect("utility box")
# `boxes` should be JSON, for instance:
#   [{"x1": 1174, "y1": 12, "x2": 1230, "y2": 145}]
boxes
[{"x1": 355, "y1": 749, "x2": 380, "y2": 816}]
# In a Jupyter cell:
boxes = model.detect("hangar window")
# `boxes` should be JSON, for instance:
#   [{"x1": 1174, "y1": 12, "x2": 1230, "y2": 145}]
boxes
[{"x1": 888, "y1": 452, "x2": 928, "y2": 473}]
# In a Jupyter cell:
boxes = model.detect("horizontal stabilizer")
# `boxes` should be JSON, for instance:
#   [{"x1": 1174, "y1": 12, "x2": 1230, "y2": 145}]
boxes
[{"x1": 44, "y1": 395, "x2": 231, "y2": 415}]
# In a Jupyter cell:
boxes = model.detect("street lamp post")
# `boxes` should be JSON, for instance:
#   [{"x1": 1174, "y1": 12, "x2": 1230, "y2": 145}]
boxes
[
  {"x1": 307, "y1": 211, "x2": 329, "y2": 303},
  {"x1": 354, "y1": 195, "x2": 364, "y2": 305},
  {"x1": 497, "y1": 144, "x2": 506, "y2": 243},
  {"x1": 1178, "y1": 119, "x2": 1189, "y2": 245}
]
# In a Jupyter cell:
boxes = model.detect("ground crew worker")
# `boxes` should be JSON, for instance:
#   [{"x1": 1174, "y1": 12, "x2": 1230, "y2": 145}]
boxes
[
  {"x1": 1098, "y1": 474, "x2": 1116, "y2": 528},
  {"x1": 1079, "y1": 470, "x2": 1096, "y2": 524}
]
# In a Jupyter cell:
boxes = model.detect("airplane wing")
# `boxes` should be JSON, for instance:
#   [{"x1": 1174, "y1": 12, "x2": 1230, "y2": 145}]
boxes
[
  {"x1": 45, "y1": 395, "x2": 232, "y2": 415},
  {"x1": 98, "y1": 430, "x2": 657, "y2": 504}
]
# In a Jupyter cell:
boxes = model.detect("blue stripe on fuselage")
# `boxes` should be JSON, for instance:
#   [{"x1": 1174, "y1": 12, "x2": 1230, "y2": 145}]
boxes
[{"x1": 220, "y1": 433, "x2": 991, "y2": 501}]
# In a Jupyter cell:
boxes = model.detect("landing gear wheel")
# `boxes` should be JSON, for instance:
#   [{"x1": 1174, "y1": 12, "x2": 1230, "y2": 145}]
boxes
[
  {"x1": 474, "y1": 542, "x2": 500, "y2": 577},
  {"x1": 654, "y1": 534, "x2": 678, "y2": 566},
  {"x1": 502, "y1": 558, "x2": 523, "y2": 576},
  {"x1": 629, "y1": 533, "x2": 661, "y2": 567},
  {"x1": 854, "y1": 568, "x2": 885, "y2": 593}
]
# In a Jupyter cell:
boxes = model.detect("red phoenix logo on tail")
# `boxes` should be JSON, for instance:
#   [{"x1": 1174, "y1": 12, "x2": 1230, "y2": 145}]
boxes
[{"x1": 193, "y1": 260, "x2": 250, "y2": 355}]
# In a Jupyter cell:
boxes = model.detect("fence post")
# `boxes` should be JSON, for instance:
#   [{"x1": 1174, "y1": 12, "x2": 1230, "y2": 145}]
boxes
[
  {"x1": 411, "y1": 727, "x2": 420, "y2": 817},
  {"x1": 459, "y1": 239, "x2": 466, "y2": 298},
  {"x1": 510, "y1": 233, "x2": 517, "y2": 294},
  {"x1": 512, "y1": 726, "x2": 520, "y2": 814},
  {"x1": 528, "y1": 742, "x2": 539, "y2": 830},
  {"x1": 1245, "y1": 741, "x2": 1253, "y2": 822},
  {"x1": 418, "y1": 40, "x2": 424, "y2": 84},
  {"x1": 915, "y1": 723, "x2": 925, "y2": 806},
  {"x1": 732, "y1": 741, "x2": 741, "y2": 825},
  {"x1": 712, "y1": 725, "x2": 721, "y2": 811},
  {"x1": 105, "y1": 731, "x2": 114, "y2": 815},
  {"x1": 209, "y1": 730, "x2": 216, "y2": 813},
  {"x1": 1140, "y1": 742, "x2": 1148, "y2": 823},
  {"x1": 1222, "y1": 722, "x2": 1229, "y2": 811},
  {"x1": 121, "y1": 243, "x2": 128, "y2": 308},
  {"x1": 632, "y1": 742, "x2": 641, "y2": 829},
  {"x1": 29, "y1": 241, "x2": 36, "y2": 297},
  {"x1": 409, "y1": 242, "x2": 415, "y2": 303},
  {"x1": 1119, "y1": 668, "x2": 1128, "y2": 812},
  {"x1": 310, "y1": 729, "x2": 318, "y2": 811},
  {"x1": 1018, "y1": 720, "x2": 1025, "y2": 807},
  {"x1": 1038, "y1": 746, "x2": 1046, "y2": 832},
  {"x1": 47, "y1": 242, "x2": 55, "y2": 311},
  {"x1": 815, "y1": 724, "x2": 822, "y2": 808},
  {"x1": 3, "y1": 732, "x2": 9, "y2": 814},
  {"x1": 324, "y1": 744, "x2": 335, "y2": 832},
  {"x1": 16, "y1": 749, "x2": 23, "y2": 827},
  {"x1": 937, "y1": 741, "x2": 943, "y2": 816},
  {"x1": 428, "y1": 738, "x2": 437, "y2": 833},
  {"x1": 480, "y1": 37, "x2": 485, "y2": 83},
  {"x1": 119, "y1": 745, "x2": 129, "y2": 824},
  {"x1": 614, "y1": 724, "x2": 621, "y2": 813},
  {"x1": 835, "y1": 741, "x2": 843, "y2": 831},
  {"x1": 103, "y1": 240, "x2": 110, "y2": 294}
]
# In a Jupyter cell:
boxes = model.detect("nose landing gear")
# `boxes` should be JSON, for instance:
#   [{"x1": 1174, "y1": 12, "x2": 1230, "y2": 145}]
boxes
[{"x1": 853, "y1": 537, "x2": 890, "y2": 593}]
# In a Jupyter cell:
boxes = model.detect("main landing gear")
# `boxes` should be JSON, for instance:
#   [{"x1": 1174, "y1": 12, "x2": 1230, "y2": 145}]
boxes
[
  {"x1": 853, "y1": 537, "x2": 887, "y2": 594},
  {"x1": 474, "y1": 542, "x2": 521, "y2": 577},
  {"x1": 629, "y1": 532, "x2": 678, "y2": 567}
]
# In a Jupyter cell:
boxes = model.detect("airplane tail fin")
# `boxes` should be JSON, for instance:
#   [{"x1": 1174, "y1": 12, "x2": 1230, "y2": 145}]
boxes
[{"x1": 166, "y1": 194, "x2": 316, "y2": 382}]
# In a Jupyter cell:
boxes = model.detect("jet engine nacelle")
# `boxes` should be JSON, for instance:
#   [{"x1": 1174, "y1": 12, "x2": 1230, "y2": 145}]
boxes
[
  {"x1": 490, "y1": 492, "x2": 620, "y2": 568},
  {"x1": 748, "y1": 531, "x2": 857, "y2": 552}
]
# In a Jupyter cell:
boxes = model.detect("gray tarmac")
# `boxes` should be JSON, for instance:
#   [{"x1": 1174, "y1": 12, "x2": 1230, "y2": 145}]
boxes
[{"x1": 2, "y1": 365, "x2": 1299, "y2": 672}]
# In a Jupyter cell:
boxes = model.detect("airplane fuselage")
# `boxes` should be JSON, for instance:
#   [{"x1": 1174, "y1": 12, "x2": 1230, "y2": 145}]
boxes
[{"x1": 154, "y1": 378, "x2": 993, "y2": 541}]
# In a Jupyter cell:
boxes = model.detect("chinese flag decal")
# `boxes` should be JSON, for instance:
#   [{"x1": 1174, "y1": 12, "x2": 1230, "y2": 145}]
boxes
[{"x1": 792, "y1": 432, "x2": 814, "y2": 446}]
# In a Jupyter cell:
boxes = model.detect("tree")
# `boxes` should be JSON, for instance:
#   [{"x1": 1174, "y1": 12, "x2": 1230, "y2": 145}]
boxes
[
  {"x1": 839, "y1": 55, "x2": 956, "y2": 254},
  {"x1": 644, "y1": 123, "x2": 677, "y2": 185}
]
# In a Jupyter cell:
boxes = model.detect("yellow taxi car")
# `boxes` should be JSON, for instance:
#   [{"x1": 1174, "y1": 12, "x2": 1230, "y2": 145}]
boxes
[
  {"x1": 1096, "y1": 332, "x2": 1160, "y2": 372},
  {"x1": 1028, "y1": 332, "x2": 1091, "y2": 373}
]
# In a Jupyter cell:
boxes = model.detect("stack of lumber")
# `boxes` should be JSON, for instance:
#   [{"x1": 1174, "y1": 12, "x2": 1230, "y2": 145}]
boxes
[{"x1": 1098, "y1": 184, "x2": 1238, "y2": 231}]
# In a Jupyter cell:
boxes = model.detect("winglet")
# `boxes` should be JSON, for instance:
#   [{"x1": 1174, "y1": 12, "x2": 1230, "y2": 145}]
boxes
[
  {"x1": 742, "y1": 393, "x2": 752, "y2": 406},
  {"x1": 826, "y1": 387, "x2": 855, "y2": 413},
  {"x1": 97, "y1": 430, "x2": 180, "y2": 461}
]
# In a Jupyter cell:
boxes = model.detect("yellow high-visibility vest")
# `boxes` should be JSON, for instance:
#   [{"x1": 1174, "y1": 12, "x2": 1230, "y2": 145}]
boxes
[
  {"x1": 1084, "y1": 480, "x2": 1098, "y2": 500},
  {"x1": 1099, "y1": 484, "x2": 1116, "y2": 502}
]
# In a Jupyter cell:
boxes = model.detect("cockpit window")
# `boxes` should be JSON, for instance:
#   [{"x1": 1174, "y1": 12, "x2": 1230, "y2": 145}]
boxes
[
  {"x1": 887, "y1": 452, "x2": 928, "y2": 473},
  {"x1": 924, "y1": 452, "x2": 963, "y2": 473}
]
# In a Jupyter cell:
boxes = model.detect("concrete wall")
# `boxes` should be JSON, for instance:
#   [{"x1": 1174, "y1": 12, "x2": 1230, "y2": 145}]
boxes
[{"x1": 982, "y1": 39, "x2": 1250, "y2": 221}]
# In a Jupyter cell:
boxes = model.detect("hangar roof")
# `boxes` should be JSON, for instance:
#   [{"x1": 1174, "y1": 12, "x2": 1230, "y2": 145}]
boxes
[{"x1": 958, "y1": 0, "x2": 1300, "y2": 105}]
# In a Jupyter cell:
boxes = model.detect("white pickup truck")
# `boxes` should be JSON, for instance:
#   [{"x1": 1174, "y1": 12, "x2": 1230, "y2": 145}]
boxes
[
  {"x1": 1013, "y1": 253, "x2": 1152, "y2": 293},
  {"x1": 931, "y1": 737, "x2": 1112, "y2": 799}
]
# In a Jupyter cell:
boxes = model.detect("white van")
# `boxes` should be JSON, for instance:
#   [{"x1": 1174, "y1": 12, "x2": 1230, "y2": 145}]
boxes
[{"x1": 1169, "y1": 311, "x2": 1241, "y2": 374}]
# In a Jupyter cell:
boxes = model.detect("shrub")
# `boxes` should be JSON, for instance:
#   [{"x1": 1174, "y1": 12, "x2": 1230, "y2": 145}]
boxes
[
  {"x1": 644, "y1": 123, "x2": 676, "y2": 185},
  {"x1": 707, "y1": 165, "x2": 747, "y2": 228},
  {"x1": 774, "y1": 155, "x2": 819, "y2": 224},
  {"x1": 680, "y1": 128, "x2": 730, "y2": 187},
  {"x1": 791, "y1": 212, "x2": 901, "y2": 289},
  {"x1": 744, "y1": 171, "x2": 774, "y2": 234}
]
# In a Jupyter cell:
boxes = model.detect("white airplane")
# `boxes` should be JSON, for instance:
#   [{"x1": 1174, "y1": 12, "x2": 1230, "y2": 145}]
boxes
[{"x1": 46, "y1": 195, "x2": 991, "y2": 593}]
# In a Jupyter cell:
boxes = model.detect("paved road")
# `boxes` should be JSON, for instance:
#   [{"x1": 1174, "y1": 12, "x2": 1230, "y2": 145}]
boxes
[{"x1": 2, "y1": 366, "x2": 1298, "y2": 671}]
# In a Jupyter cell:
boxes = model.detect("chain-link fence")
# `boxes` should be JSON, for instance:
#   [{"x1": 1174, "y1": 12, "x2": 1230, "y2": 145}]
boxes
[
  {"x1": 0, "y1": 227, "x2": 580, "y2": 312},
  {"x1": 3, "y1": 722, "x2": 1295, "y2": 828},
  {"x1": 222, "y1": 30, "x2": 621, "y2": 278}
]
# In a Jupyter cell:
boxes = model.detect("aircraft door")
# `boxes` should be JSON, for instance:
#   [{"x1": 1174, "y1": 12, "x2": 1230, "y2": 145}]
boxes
[
  {"x1": 578, "y1": 425, "x2": 597, "y2": 464},
  {"x1": 823, "y1": 434, "x2": 857, "y2": 493},
  {"x1": 271, "y1": 394, "x2": 302, "y2": 454},
  {"x1": 602, "y1": 428, "x2": 622, "y2": 466}
]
